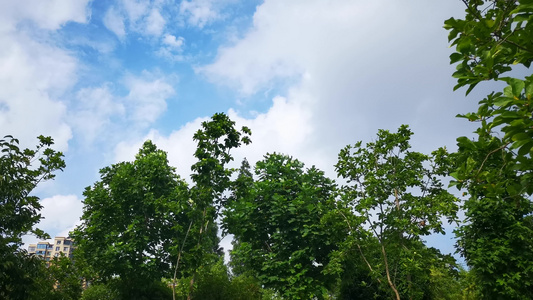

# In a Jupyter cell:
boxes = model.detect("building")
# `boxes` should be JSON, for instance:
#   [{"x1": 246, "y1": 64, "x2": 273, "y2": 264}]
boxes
[{"x1": 28, "y1": 236, "x2": 75, "y2": 263}]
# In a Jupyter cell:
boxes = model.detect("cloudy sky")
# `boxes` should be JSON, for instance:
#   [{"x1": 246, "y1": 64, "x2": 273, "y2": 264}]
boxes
[{"x1": 2, "y1": 0, "x2": 494, "y2": 259}]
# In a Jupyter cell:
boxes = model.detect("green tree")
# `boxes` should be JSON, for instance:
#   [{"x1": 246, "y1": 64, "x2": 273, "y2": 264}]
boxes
[
  {"x1": 81, "y1": 282, "x2": 120, "y2": 300},
  {"x1": 0, "y1": 135, "x2": 65, "y2": 300},
  {"x1": 223, "y1": 154, "x2": 340, "y2": 299},
  {"x1": 72, "y1": 140, "x2": 189, "y2": 299},
  {"x1": 335, "y1": 125, "x2": 459, "y2": 300},
  {"x1": 170, "y1": 258, "x2": 263, "y2": 300},
  {"x1": 47, "y1": 254, "x2": 84, "y2": 300},
  {"x1": 184, "y1": 113, "x2": 251, "y2": 298},
  {"x1": 445, "y1": 1, "x2": 533, "y2": 298}
]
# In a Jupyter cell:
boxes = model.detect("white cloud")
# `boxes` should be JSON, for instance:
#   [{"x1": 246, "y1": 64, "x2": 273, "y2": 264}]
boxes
[
  {"x1": 145, "y1": 8, "x2": 166, "y2": 36},
  {"x1": 0, "y1": 32, "x2": 77, "y2": 151},
  {"x1": 163, "y1": 34, "x2": 185, "y2": 49},
  {"x1": 0, "y1": 0, "x2": 91, "y2": 152},
  {"x1": 22, "y1": 194, "x2": 83, "y2": 247},
  {"x1": 103, "y1": 6, "x2": 126, "y2": 39},
  {"x1": 124, "y1": 71, "x2": 175, "y2": 125},
  {"x1": 200, "y1": 0, "x2": 385, "y2": 95},
  {"x1": 39, "y1": 195, "x2": 84, "y2": 235},
  {"x1": 122, "y1": 0, "x2": 150, "y2": 24},
  {"x1": 69, "y1": 72, "x2": 175, "y2": 145},
  {"x1": 179, "y1": 0, "x2": 223, "y2": 28},
  {"x1": 113, "y1": 88, "x2": 318, "y2": 182},
  {"x1": 111, "y1": 0, "x2": 167, "y2": 38},
  {"x1": 200, "y1": 0, "x2": 477, "y2": 159},
  {"x1": 157, "y1": 34, "x2": 185, "y2": 61},
  {"x1": 71, "y1": 85, "x2": 125, "y2": 144},
  {"x1": 114, "y1": 116, "x2": 208, "y2": 179},
  {"x1": 0, "y1": 0, "x2": 90, "y2": 32}
]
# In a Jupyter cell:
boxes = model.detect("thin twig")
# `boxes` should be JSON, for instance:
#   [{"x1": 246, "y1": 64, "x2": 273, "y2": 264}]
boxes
[
  {"x1": 476, "y1": 142, "x2": 510, "y2": 176},
  {"x1": 172, "y1": 220, "x2": 193, "y2": 300}
]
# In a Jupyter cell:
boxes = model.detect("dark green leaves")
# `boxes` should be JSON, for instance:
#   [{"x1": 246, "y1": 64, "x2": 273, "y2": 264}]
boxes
[
  {"x1": 72, "y1": 141, "x2": 191, "y2": 296},
  {"x1": 223, "y1": 154, "x2": 339, "y2": 298},
  {"x1": 0, "y1": 135, "x2": 65, "y2": 244},
  {"x1": 0, "y1": 135, "x2": 65, "y2": 300}
]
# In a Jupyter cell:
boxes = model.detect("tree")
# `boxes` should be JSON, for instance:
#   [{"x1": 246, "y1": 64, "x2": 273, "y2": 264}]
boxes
[
  {"x1": 0, "y1": 135, "x2": 65, "y2": 300},
  {"x1": 223, "y1": 154, "x2": 340, "y2": 299},
  {"x1": 445, "y1": 1, "x2": 533, "y2": 297},
  {"x1": 335, "y1": 125, "x2": 459, "y2": 300},
  {"x1": 47, "y1": 254, "x2": 84, "y2": 300},
  {"x1": 184, "y1": 113, "x2": 251, "y2": 298},
  {"x1": 72, "y1": 140, "x2": 189, "y2": 299}
]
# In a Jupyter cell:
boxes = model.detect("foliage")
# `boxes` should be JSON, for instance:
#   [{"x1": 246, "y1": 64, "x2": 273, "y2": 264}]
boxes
[
  {"x1": 335, "y1": 125, "x2": 459, "y2": 300},
  {"x1": 330, "y1": 236, "x2": 387, "y2": 300},
  {"x1": 81, "y1": 279, "x2": 171, "y2": 300},
  {"x1": 445, "y1": 1, "x2": 533, "y2": 298},
  {"x1": 224, "y1": 154, "x2": 340, "y2": 299},
  {"x1": 0, "y1": 135, "x2": 65, "y2": 247},
  {"x1": 81, "y1": 283, "x2": 120, "y2": 300},
  {"x1": 184, "y1": 113, "x2": 251, "y2": 297},
  {"x1": 0, "y1": 250, "x2": 56, "y2": 300},
  {"x1": 0, "y1": 135, "x2": 65, "y2": 299},
  {"x1": 47, "y1": 254, "x2": 84, "y2": 300},
  {"x1": 456, "y1": 267, "x2": 483, "y2": 300},
  {"x1": 451, "y1": 134, "x2": 533, "y2": 298},
  {"x1": 444, "y1": 0, "x2": 533, "y2": 95},
  {"x1": 170, "y1": 259, "x2": 262, "y2": 300},
  {"x1": 72, "y1": 140, "x2": 190, "y2": 298}
]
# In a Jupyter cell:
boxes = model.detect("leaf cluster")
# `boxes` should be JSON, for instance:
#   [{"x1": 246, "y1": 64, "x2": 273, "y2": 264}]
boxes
[{"x1": 444, "y1": 0, "x2": 533, "y2": 94}]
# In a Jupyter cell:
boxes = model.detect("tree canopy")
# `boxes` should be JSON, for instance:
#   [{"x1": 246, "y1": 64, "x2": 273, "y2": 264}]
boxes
[
  {"x1": 0, "y1": 135, "x2": 65, "y2": 300},
  {"x1": 446, "y1": 0, "x2": 533, "y2": 298},
  {"x1": 72, "y1": 140, "x2": 190, "y2": 299},
  {"x1": 223, "y1": 154, "x2": 340, "y2": 299},
  {"x1": 335, "y1": 125, "x2": 459, "y2": 300}
]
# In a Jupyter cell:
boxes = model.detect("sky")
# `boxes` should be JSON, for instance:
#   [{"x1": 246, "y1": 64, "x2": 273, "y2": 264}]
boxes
[{"x1": 1, "y1": 0, "x2": 496, "y2": 261}]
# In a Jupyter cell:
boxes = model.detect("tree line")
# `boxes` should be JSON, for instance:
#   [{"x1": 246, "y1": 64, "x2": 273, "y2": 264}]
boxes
[{"x1": 1, "y1": 1, "x2": 532, "y2": 299}]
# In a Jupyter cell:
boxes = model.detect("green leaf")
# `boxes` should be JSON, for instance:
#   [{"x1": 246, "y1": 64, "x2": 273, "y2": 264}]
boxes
[
  {"x1": 450, "y1": 52, "x2": 464, "y2": 64},
  {"x1": 512, "y1": 133, "x2": 531, "y2": 141},
  {"x1": 518, "y1": 140, "x2": 533, "y2": 156},
  {"x1": 493, "y1": 97, "x2": 515, "y2": 107},
  {"x1": 503, "y1": 78, "x2": 525, "y2": 98}
]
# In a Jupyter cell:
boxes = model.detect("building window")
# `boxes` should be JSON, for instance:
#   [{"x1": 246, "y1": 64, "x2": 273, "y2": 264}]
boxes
[
  {"x1": 29, "y1": 247, "x2": 36, "y2": 252},
  {"x1": 46, "y1": 251, "x2": 51, "y2": 256},
  {"x1": 47, "y1": 245, "x2": 54, "y2": 249},
  {"x1": 36, "y1": 251, "x2": 44, "y2": 255},
  {"x1": 57, "y1": 240, "x2": 61, "y2": 245},
  {"x1": 63, "y1": 247, "x2": 68, "y2": 252},
  {"x1": 37, "y1": 244, "x2": 47, "y2": 249},
  {"x1": 63, "y1": 240, "x2": 71, "y2": 245},
  {"x1": 55, "y1": 247, "x2": 60, "y2": 251},
  {"x1": 54, "y1": 253, "x2": 59, "y2": 257}
]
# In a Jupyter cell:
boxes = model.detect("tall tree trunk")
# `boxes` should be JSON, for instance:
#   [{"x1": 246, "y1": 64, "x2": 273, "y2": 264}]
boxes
[{"x1": 381, "y1": 243, "x2": 401, "y2": 300}]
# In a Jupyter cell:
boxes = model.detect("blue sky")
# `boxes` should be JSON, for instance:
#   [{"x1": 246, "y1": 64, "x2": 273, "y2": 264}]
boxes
[{"x1": 1, "y1": 0, "x2": 494, "y2": 261}]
